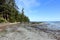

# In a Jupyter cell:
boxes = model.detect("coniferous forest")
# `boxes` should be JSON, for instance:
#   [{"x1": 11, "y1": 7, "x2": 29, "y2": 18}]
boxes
[{"x1": 0, "y1": 0, "x2": 30, "y2": 23}]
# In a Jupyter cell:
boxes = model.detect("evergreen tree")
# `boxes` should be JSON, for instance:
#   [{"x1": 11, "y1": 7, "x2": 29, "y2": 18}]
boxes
[{"x1": 0, "y1": 0, "x2": 30, "y2": 23}]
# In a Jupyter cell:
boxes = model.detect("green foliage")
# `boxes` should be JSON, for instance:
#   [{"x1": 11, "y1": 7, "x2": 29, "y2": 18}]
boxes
[
  {"x1": 0, "y1": 0, "x2": 30, "y2": 23},
  {"x1": 24, "y1": 16, "x2": 30, "y2": 22},
  {"x1": 0, "y1": 17, "x2": 7, "y2": 23}
]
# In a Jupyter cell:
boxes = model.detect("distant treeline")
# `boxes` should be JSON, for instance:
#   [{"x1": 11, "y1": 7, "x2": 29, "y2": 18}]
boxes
[
  {"x1": 30, "y1": 22, "x2": 43, "y2": 24},
  {"x1": 0, "y1": 0, "x2": 30, "y2": 23}
]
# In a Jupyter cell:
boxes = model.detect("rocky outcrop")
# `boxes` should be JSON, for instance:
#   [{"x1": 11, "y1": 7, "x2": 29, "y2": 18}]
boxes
[{"x1": 0, "y1": 24, "x2": 57, "y2": 40}]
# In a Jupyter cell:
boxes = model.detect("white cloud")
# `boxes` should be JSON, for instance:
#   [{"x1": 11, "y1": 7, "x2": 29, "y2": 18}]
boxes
[
  {"x1": 15, "y1": 0, "x2": 40, "y2": 15},
  {"x1": 15, "y1": 0, "x2": 43, "y2": 21},
  {"x1": 18, "y1": 0, "x2": 40, "y2": 8}
]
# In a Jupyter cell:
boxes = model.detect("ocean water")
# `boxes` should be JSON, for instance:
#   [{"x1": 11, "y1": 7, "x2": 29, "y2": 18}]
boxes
[
  {"x1": 46, "y1": 21, "x2": 60, "y2": 30},
  {"x1": 31, "y1": 21, "x2": 60, "y2": 30}
]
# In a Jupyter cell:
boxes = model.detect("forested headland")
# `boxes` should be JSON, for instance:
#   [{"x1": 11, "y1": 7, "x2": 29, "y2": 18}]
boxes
[{"x1": 0, "y1": 0, "x2": 30, "y2": 23}]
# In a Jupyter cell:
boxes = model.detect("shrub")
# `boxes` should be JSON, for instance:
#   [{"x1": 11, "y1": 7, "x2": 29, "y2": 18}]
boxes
[{"x1": 0, "y1": 17, "x2": 7, "y2": 23}]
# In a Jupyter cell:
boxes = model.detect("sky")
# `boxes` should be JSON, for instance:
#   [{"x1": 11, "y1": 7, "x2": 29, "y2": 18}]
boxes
[{"x1": 15, "y1": 0, "x2": 60, "y2": 21}]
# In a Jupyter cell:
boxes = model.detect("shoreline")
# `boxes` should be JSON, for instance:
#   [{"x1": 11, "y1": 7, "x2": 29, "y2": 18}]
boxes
[
  {"x1": 0, "y1": 22, "x2": 20, "y2": 31},
  {"x1": 0, "y1": 22, "x2": 20, "y2": 27}
]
